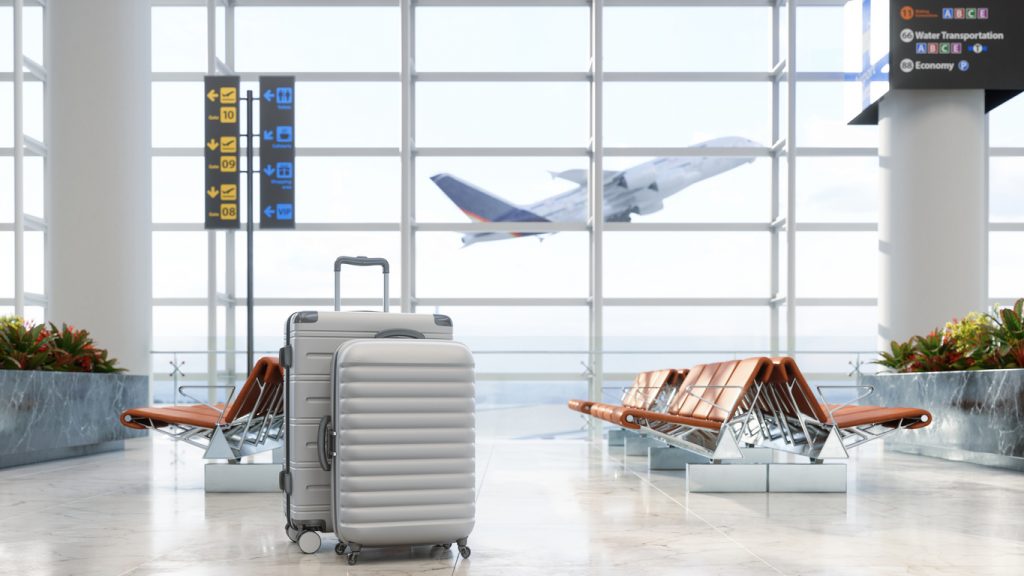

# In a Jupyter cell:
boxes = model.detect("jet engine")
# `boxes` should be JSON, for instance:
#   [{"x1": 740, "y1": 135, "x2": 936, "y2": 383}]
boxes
[
  {"x1": 654, "y1": 169, "x2": 692, "y2": 194},
  {"x1": 630, "y1": 189, "x2": 664, "y2": 215},
  {"x1": 620, "y1": 163, "x2": 657, "y2": 191}
]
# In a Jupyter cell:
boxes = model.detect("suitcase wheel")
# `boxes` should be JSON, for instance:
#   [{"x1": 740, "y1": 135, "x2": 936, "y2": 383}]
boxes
[
  {"x1": 459, "y1": 545, "x2": 471, "y2": 559},
  {"x1": 347, "y1": 552, "x2": 359, "y2": 566},
  {"x1": 335, "y1": 542, "x2": 347, "y2": 555},
  {"x1": 297, "y1": 530, "x2": 321, "y2": 554},
  {"x1": 285, "y1": 525, "x2": 299, "y2": 543}
]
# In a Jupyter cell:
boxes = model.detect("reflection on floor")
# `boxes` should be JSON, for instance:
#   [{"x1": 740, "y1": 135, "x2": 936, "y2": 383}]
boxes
[{"x1": 1, "y1": 435, "x2": 1023, "y2": 575}]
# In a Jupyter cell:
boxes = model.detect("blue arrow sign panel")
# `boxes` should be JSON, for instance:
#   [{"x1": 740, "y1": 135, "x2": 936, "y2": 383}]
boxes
[{"x1": 259, "y1": 76, "x2": 295, "y2": 229}]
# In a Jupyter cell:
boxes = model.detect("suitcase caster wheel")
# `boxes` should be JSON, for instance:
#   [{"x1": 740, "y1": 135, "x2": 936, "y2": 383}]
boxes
[
  {"x1": 335, "y1": 543, "x2": 347, "y2": 555},
  {"x1": 347, "y1": 553, "x2": 359, "y2": 565},
  {"x1": 285, "y1": 525, "x2": 299, "y2": 543},
  {"x1": 297, "y1": 530, "x2": 320, "y2": 554},
  {"x1": 434, "y1": 543, "x2": 452, "y2": 550},
  {"x1": 459, "y1": 546, "x2": 471, "y2": 559}
]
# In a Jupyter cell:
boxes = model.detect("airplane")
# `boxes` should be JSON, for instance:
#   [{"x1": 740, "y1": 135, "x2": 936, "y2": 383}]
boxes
[{"x1": 430, "y1": 136, "x2": 761, "y2": 246}]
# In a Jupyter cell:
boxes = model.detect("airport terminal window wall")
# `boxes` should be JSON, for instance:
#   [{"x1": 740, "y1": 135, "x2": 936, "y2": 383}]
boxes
[
  {"x1": 146, "y1": 0, "x2": 1023, "y2": 438},
  {"x1": 0, "y1": 0, "x2": 46, "y2": 324}
]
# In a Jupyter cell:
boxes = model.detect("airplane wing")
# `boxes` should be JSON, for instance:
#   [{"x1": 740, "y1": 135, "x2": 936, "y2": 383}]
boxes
[{"x1": 549, "y1": 169, "x2": 621, "y2": 186}]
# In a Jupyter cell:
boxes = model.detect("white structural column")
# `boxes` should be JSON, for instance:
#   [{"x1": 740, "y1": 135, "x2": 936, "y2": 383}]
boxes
[
  {"x1": 878, "y1": 90, "x2": 987, "y2": 344},
  {"x1": 46, "y1": 0, "x2": 152, "y2": 374}
]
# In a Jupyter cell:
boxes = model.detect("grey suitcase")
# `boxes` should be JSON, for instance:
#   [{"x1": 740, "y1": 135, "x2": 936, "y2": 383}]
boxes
[
  {"x1": 280, "y1": 257, "x2": 454, "y2": 554},
  {"x1": 326, "y1": 338, "x2": 476, "y2": 565}
]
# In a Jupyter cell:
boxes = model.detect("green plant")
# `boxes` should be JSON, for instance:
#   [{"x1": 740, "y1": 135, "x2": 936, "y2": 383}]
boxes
[
  {"x1": 907, "y1": 329, "x2": 971, "y2": 372},
  {"x1": 876, "y1": 338, "x2": 916, "y2": 372},
  {"x1": 0, "y1": 319, "x2": 53, "y2": 370},
  {"x1": 0, "y1": 317, "x2": 123, "y2": 373},
  {"x1": 990, "y1": 298, "x2": 1024, "y2": 369}
]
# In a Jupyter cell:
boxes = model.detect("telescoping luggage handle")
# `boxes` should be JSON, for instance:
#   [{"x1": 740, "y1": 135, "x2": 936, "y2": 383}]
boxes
[{"x1": 334, "y1": 256, "x2": 389, "y2": 312}]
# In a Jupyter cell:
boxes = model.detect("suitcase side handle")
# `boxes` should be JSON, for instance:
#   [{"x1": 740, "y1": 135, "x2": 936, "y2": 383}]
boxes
[
  {"x1": 374, "y1": 328, "x2": 425, "y2": 339},
  {"x1": 334, "y1": 256, "x2": 390, "y2": 312},
  {"x1": 317, "y1": 415, "x2": 333, "y2": 472}
]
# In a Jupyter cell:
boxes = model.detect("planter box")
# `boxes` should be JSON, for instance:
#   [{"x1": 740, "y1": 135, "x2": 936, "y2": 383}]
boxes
[
  {"x1": 862, "y1": 369, "x2": 1024, "y2": 471},
  {"x1": 0, "y1": 371, "x2": 148, "y2": 469}
]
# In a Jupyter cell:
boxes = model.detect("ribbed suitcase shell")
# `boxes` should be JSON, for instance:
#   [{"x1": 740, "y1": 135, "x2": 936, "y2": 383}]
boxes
[
  {"x1": 331, "y1": 339, "x2": 476, "y2": 549},
  {"x1": 283, "y1": 311, "x2": 453, "y2": 532}
]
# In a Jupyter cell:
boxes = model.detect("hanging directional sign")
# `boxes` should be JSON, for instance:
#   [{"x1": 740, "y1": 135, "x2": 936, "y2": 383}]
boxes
[
  {"x1": 259, "y1": 76, "x2": 295, "y2": 229},
  {"x1": 890, "y1": 1, "x2": 1024, "y2": 89},
  {"x1": 204, "y1": 75, "x2": 241, "y2": 230}
]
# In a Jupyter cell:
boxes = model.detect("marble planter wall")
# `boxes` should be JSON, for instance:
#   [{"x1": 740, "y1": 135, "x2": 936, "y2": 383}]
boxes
[
  {"x1": 863, "y1": 369, "x2": 1024, "y2": 471},
  {"x1": 0, "y1": 371, "x2": 148, "y2": 468}
]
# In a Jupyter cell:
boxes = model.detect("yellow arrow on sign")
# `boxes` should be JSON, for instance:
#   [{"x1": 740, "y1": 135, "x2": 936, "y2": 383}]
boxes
[
  {"x1": 207, "y1": 89, "x2": 219, "y2": 102},
  {"x1": 207, "y1": 186, "x2": 219, "y2": 198},
  {"x1": 207, "y1": 139, "x2": 219, "y2": 151}
]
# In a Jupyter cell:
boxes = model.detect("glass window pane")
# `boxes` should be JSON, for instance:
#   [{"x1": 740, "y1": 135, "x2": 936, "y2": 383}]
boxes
[
  {"x1": 23, "y1": 81, "x2": 43, "y2": 143},
  {"x1": 24, "y1": 156, "x2": 43, "y2": 219},
  {"x1": 0, "y1": 233, "x2": 12, "y2": 298},
  {"x1": 0, "y1": 158, "x2": 12, "y2": 222},
  {"x1": 239, "y1": 232, "x2": 400, "y2": 299},
  {"x1": 796, "y1": 157, "x2": 878, "y2": 222},
  {"x1": 416, "y1": 83, "x2": 589, "y2": 148},
  {"x1": 235, "y1": 7, "x2": 399, "y2": 72},
  {"x1": 990, "y1": 232, "x2": 1024, "y2": 298},
  {"x1": 153, "y1": 157, "x2": 204, "y2": 224},
  {"x1": 604, "y1": 83, "x2": 771, "y2": 147},
  {"x1": 297, "y1": 83, "x2": 400, "y2": 148},
  {"x1": 603, "y1": 306, "x2": 770, "y2": 373},
  {"x1": 24, "y1": 230, "x2": 43, "y2": 295},
  {"x1": 432, "y1": 306, "x2": 588, "y2": 374},
  {"x1": 0, "y1": 8, "x2": 11, "y2": 72},
  {"x1": 0, "y1": 83, "x2": 11, "y2": 147},
  {"x1": 416, "y1": 232, "x2": 588, "y2": 298},
  {"x1": 416, "y1": 157, "x2": 588, "y2": 223},
  {"x1": 153, "y1": 232, "x2": 208, "y2": 298},
  {"x1": 989, "y1": 92, "x2": 1024, "y2": 147},
  {"x1": 990, "y1": 158, "x2": 1024, "y2": 223},
  {"x1": 23, "y1": 6, "x2": 44, "y2": 65},
  {"x1": 796, "y1": 83, "x2": 878, "y2": 147},
  {"x1": 603, "y1": 155, "x2": 770, "y2": 223},
  {"x1": 796, "y1": 306, "x2": 877, "y2": 352},
  {"x1": 476, "y1": 380, "x2": 588, "y2": 439},
  {"x1": 152, "y1": 82, "x2": 203, "y2": 148},
  {"x1": 152, "y1": 7, "x2": 207, "y2": 73},
  {"x1": 796, "y1": 232, "x2": 876, "y2": 297},
  {"x1": 797, "y1": 7, "x2": 847, "y2": 73},
  {"x1": 604, "y1": 232, "x2": 770, "y2": 298},
  {"x1": 605, "y1": 7, "x2": 772, "y2": 72},
  {"x1": 299, "y1": 157, "x2": 400, "y2": 223},
  {"x1": 416, "y1": 7, "x2": 588, "y2": 72}
]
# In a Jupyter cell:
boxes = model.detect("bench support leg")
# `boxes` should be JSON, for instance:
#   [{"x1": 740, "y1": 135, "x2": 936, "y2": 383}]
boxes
[
  {"x1": 205, "y1": 463, "x2": 281, "y2": 493},
  {"x1": 768, "y1": 463, "x2": 847, "y2": 493},
  {"x1": 687, "y1": 463, "x2": 768, "y2": 493},
  {"x1": 607, "y1": 429, "x2": 628, "y2": 447},
  {"x1": 625, "y1": 435, "x2": 667, "y2": 456},
  {"x1": 648, "y1": 446, "x2": 709, "y2": 470}
]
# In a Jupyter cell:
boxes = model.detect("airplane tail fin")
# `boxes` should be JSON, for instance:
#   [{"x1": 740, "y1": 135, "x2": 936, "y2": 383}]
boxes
[{"x1": 430, "y1": 173, "x2": 549, "y2": 223}]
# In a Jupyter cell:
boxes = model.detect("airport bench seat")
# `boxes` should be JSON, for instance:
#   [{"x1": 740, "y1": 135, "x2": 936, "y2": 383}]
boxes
[
  {"x1": 119, "y1": 356, "x2": 285, "y2": 460},
  {"x1": 567, "y1": 368, "x2": 684, "y2": 423}
]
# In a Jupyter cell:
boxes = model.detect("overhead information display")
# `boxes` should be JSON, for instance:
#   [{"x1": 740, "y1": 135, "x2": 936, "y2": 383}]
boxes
[
  {"x1": 204, "y1": 76, "x2": 241, "y2": 230},
  {"x1": 259, "y1": 76, "x2": 296, "y2": 229},
  {"x1": 891, "y1": 1, "x2": 1024, "y2": 89}
]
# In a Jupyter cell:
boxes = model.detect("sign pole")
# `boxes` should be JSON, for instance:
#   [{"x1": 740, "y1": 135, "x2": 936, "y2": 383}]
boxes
[{"x1": 246, "y1": 90, "x2": 255, "y2": 373}]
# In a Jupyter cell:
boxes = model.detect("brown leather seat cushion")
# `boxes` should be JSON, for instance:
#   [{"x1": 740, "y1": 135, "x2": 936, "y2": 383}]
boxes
[
  {"x1": 119, "y1": 356, "x2": 284, "y2": 430},
  {"x1": 120, "y1": 403, "x2": 225, "y2": 430},
  {"x1": 827, "y1": 404, "x2": 932, "y2": 429}
]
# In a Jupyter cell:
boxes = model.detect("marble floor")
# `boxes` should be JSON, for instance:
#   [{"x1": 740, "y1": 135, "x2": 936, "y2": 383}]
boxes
[{"x1": 1, "y1": 436, "x2": 1023, "y2": 576}]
